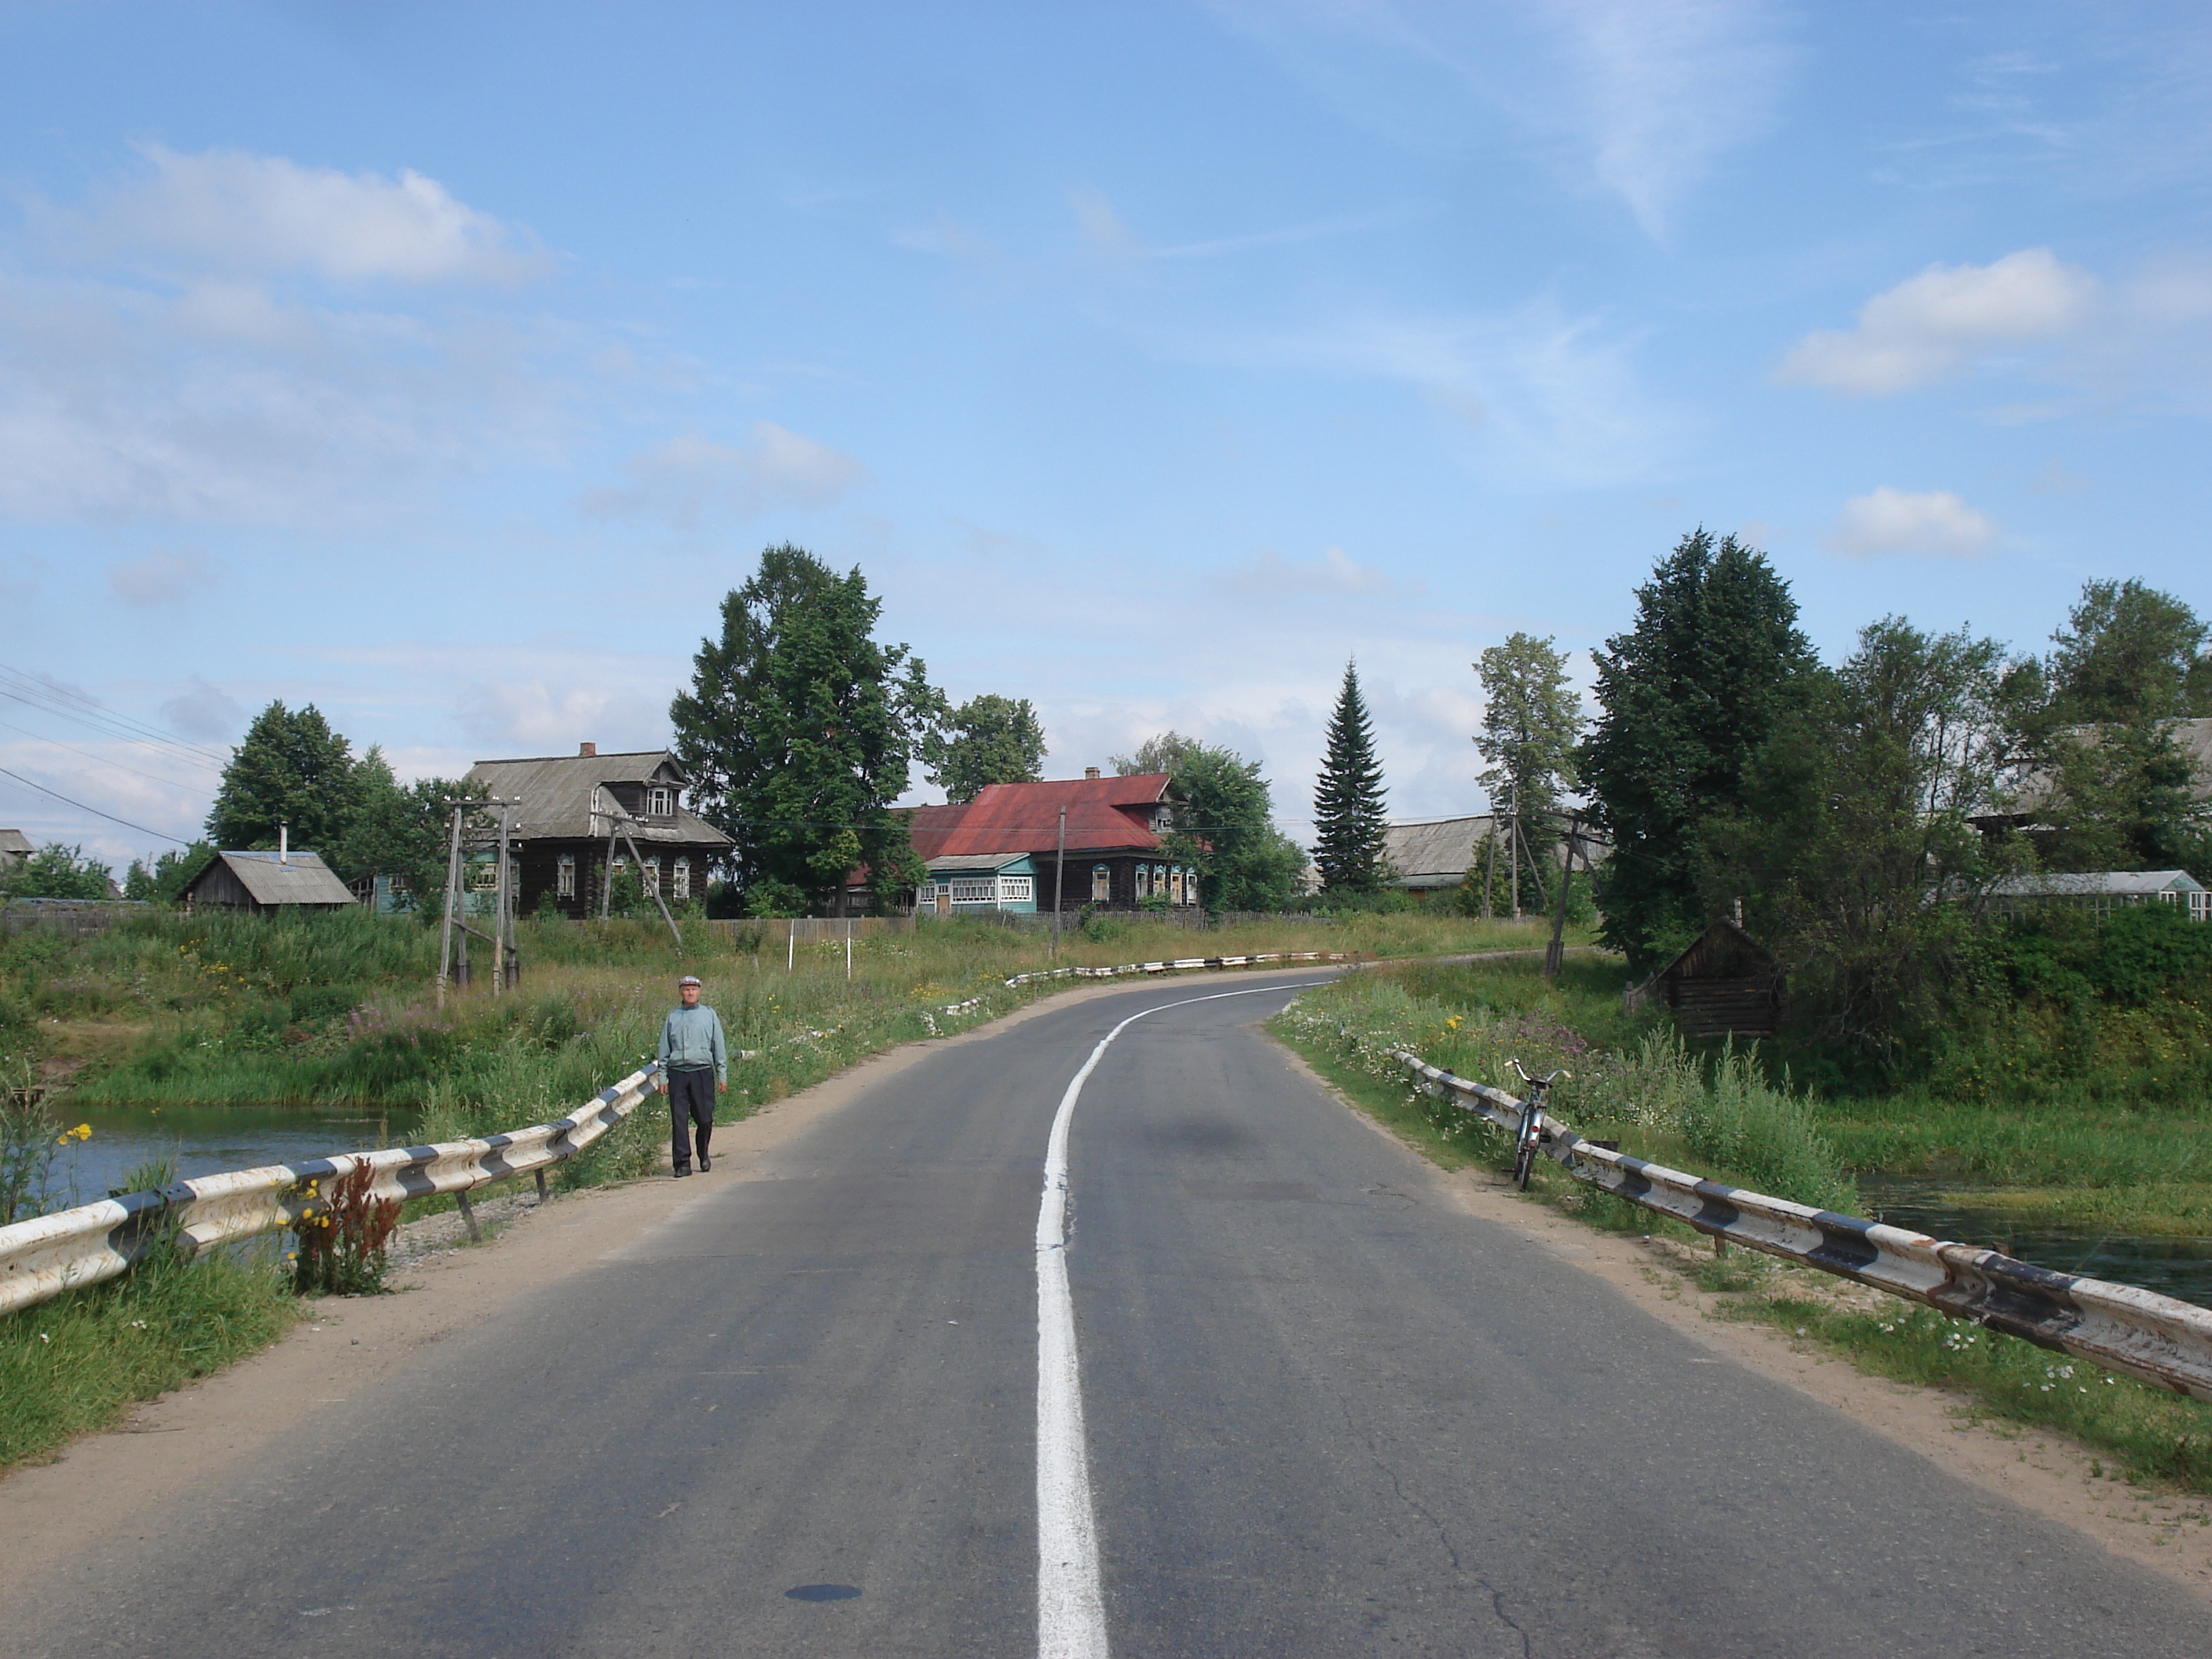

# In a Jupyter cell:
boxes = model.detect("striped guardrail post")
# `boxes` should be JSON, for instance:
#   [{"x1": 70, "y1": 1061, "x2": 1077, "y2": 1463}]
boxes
[{"x1": 1390, "y1": 1048, "x2": 2212, "y2": 1403}]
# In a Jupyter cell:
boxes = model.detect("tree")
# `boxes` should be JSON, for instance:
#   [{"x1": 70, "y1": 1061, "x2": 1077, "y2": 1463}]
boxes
[
  {"x1": 332, "y1": 751, "x2": 485, "y2": 905},
  {"x1": 924, "y1": 694, "x2": 1046, "y2": 803},
  {"x1": 2, "y1": 843, "x2": 113, "y2": 900},
  {"x1": 1708, "y1": 618, "x2": 2012, "y2": 1067},
  {"x1": 1579, "y1": 529, "x2": 1818, "y2": 972},
  {"x1": 670, "y1": 544, "x2": 941, "y2": 915},
  {"x1": 2009, "y1": 579, "x2": 2212, "y2": 873},
  {"x1": 124, "y1": 842, "x2": 214, "y2": 903},
  {"x1": 206, "y1": 701, "x2": 361, "y2": 855},
  {"x1": 1125, "y1": 738, "x2": 1306, "y2": 913},
  {"x1": 1313, "y1": 661, "x2": 1390, "y2": 893},
  {"x1": 1474, "y1": 632, "x2": 1582, "y2": 914}
]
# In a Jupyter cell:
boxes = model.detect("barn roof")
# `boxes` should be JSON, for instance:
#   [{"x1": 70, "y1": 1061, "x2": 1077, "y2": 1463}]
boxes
[
  {"x1": 465, "y1": 750, "x2": 733, "y2": 847},
  {"x1": 1982, "y1": 869, "x2": 2206, "y2": 899},
  {"x1": 189, "y1": 851, "x2": 356, "y2": 907},
  {"x1": 0, "y1": 828, "x2": 34, "y2": 859},
  {"x1": 1383, "y1": 816, "x2": 1493, "y2": 888},
  {"x1": 904, "y1": 775, "x2": 1175, "y2": 860}
]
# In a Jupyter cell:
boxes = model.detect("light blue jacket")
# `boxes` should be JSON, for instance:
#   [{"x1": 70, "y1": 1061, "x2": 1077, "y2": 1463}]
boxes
[{"x1": 657, "y1": 1003, "x2": 727, "y2": 1082}]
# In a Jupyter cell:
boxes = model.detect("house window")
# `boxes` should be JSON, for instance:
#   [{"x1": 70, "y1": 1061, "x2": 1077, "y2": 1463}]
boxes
[
  {"x1": 1170, "y1": 869, "x2": 1185, "y2": 905},
  {"x1": 643, "y1": 856, "x2": 661, "y2": 895},
  {"x1": 556, "y1": 855, "x2": 576, "y2": 898},
  {"x1": 998, "y1": 876, "x2": 1033, "y2": 905},
  {"x1": 471, "y1": 860, "x2": 498, "y2": 892},
  {"x1": 1092, "y1": 865, "x2": 1111, "y2": 902},
  {"x1": 649, "y1": 786, "x2": 672, "y2": 818},
  {"x1": 672, "y1": 858, "x2": 690, "y2": 901},
  {"x1": 948, "y1": 878, "x2": 996, "y2": 904}
]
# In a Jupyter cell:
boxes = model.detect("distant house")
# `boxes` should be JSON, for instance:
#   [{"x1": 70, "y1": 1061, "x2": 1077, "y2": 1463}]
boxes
[
  {"x1": 0, "y1": 829, "x2": 32, "y2": 872},
  {"x1": 862, "y1": 770, "x2": 1202, "y2": 916},
  {"x1": 1382, "y1": 816, "x2": 1496, "y2": 893},
  {"x1": 917, "y1": 851, "x2": 1039, "y2": 915},
  {"x1": 1976, "y1": 715, "x2": 2212, "y2": 843},
  {"x1": 1974, "y1": 869, "x2": 2210, "y2": 923},
  {"x1": 464, "y1": 745, "x2": 734, "y2": 918},
  {"x1": 182, "y1": 850, "x2": 356, "y2": 914},
  {"x1": 1624, "y1": 920, "x2": 1785, "y2": 1039}
]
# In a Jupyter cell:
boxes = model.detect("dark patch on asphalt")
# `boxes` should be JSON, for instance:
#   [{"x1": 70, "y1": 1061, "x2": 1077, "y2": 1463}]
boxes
[
  {"x1": 1141, "y1": 1119, "x2": 1263, "y2": 1155},
  {"x1": 784, "y1": 1584, "x2": 862, "y2": 1602}
]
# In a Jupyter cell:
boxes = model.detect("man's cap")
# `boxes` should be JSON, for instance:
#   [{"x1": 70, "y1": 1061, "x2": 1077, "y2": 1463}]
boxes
[{"x1": 677, "y1": 975, "x2": 702, "y2": 987}]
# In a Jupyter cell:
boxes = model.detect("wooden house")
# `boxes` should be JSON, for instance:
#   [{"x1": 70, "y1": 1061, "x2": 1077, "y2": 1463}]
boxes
[
  {"x1": 465, "y1": 745, "x2": 734, "y2": 919},
  {"x1": 1624, "y1": 920, "x2": 1785, "y2": 1038},
  {"x1": 182, "y1": 850, "x2": 356, "y2": 914},
  {"x1": 861, "y1": 770, "x2": 1202, "y2": 915},
  {"x1": 0, "y1": 829, "x2": 31, "y2": 873}
]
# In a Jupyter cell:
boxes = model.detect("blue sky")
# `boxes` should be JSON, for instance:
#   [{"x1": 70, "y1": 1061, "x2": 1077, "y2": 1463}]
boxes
[{"x1": 2, "y1": 1, "x2": 2207, "y2": 866}]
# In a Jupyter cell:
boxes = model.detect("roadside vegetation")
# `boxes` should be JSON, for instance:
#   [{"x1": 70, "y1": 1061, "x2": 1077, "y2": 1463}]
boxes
[{"x1": 1275, "y1": 954, "x2": 2212, "y2": 1496}]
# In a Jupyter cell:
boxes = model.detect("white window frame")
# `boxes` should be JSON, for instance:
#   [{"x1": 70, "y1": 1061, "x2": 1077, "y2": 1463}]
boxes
[
  {"x1": 1092, "y1": 865, "x2": 1111, "y2": 902},
  {"x1": 556, "y1": 855, "x2": 576, "y2": 898},
  {"x1": 948, "y1": 877, "x2": 996, "y2": 905},
  {"x1": 649, "y1": 786, "x2": 672, "y2": 818},
  {"x1": 998, "y1": 875, "x2": 1033, "y2": 904},
  {"x1": 672, "y1": 857, "x2": 690, "y2": 901},
  {"x1": 643, "y1": 856, "x2": 661, "y2": 895},
  {"x1": 471, "y1": 859, "x2": 499, "y2": 892}
]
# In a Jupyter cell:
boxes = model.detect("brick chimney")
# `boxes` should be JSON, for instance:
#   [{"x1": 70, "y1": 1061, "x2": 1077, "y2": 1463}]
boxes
[
  {"x1": 579, "y1": 742, "x2": 597, "y2": 757},
  {"x1": 1084, "y1": 766, "x2": 1100, "y2": 780}
]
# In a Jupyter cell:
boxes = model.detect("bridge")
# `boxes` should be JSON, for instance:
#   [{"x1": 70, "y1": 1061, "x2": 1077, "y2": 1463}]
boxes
[{"x1": 2, "y1": 965, "x2": 2207, "y2": 1655}]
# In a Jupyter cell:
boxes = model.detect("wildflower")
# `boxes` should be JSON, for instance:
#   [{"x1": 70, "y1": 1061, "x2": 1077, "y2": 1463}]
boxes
[{"x1": 38, "y1": 1332, "x2": 49, "y2": 1342}]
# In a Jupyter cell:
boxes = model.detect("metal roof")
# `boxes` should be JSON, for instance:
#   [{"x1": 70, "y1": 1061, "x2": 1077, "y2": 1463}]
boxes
[
  {"x1": 905, "y1": 775, "x2": 1174, "y2": 859},
  {"x1": 465, "y1": 751, "x2": 733, "y2": 847},
  {"x1": 192, "y1": 851, "x2": 357, "y2": 906},
  {"x1": 924, "y1": 851, "x2": 1034, "y2": 873},
  {"x1": 1983, "y1": 870, "x2": 2206, "y2": 899},
  {"x1": 1382, "y1": 815, "x2": 1494, "y2": 888}
]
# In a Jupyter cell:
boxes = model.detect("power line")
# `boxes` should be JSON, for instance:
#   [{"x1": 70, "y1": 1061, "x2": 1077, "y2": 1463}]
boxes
[
  {"x1": 0, "y1": 716, "x2": 215, "y2": 794},
  {"x1": 0, "y1": 665, "x2": 229, "y2": 772},
  {"x1": 0, "y1": 766, "x2": 195, "y2": 845}
]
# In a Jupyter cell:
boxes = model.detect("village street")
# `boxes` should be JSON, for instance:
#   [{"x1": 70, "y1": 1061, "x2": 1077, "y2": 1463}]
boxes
[{"x1": 4, "y1": 969, "x2": 2208, "y2": 1658}]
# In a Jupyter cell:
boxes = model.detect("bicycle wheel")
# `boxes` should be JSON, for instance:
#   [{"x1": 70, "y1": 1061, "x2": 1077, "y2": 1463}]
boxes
[{"x1": 1512, "y1": 1115, "x2": 1540, "y2": 1189}]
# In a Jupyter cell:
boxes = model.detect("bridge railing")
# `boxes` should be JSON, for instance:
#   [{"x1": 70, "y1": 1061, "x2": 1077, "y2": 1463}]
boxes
[
  {"x1": 0, "y1": 1061, "x2": 663, "y2": 1319},
  {"x1": 1388, "y1": 1046, "x2": 2212, "y2": 1404}
]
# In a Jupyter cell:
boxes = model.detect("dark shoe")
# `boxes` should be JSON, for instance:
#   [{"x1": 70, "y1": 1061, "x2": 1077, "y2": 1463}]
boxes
[
  {"x1": 699, "y1": 1155, "x2": 712, "y2": 1172},
  {"x1": 674, "y1": 1166, "x2": 692, "y2": 1177}
]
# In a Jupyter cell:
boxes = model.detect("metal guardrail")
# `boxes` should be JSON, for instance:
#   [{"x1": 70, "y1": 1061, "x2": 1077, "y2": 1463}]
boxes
[
  {"x1": 1005, "y1": 950, "x2": 1346, "y2": 989},
  {"x1": 1390, "y1": 1049, "x2": 2212, "y2": 1404},
  {"x1": 0, "y1": 1060, "x2": 664, "y2": 1319}
]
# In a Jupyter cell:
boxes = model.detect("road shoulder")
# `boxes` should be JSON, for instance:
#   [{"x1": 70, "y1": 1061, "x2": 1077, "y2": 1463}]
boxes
[{"x1": 1269, "y1": 1038, "x2": 2212, "y2": 1603}]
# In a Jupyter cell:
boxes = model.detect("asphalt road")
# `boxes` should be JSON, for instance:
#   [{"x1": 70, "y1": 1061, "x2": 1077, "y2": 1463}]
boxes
[{"x1": 12, "y1": 969, "x2": 2209, "y2": 1657}]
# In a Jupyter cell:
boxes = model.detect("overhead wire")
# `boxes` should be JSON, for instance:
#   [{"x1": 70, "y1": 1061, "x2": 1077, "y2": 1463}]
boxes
[
  {"x1": 0, "y1": 766, "x2": 194, "y2": 845},
  {"x1": 0, "y1": 664, "x2": 229, "y2": 773}
]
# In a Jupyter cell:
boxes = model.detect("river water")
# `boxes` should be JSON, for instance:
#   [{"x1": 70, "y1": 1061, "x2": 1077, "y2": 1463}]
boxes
[
  {"x1": 35, "y1": 1103, "x2": 422, "y2": 1211},
  {"x1": 1859, "y1": 1174, "x2": 2212, "y2": 1308}
]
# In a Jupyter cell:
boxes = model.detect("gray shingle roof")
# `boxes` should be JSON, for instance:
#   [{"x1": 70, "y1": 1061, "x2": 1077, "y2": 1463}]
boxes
[
  {"x1": 1983, "y1": 869, "x2": 2206, "y2": 899},
  {"x1": 202, "y1": 851, "x2": 357, "y2": 906},
  {"x1": 465, "y1": 751, "x2": 734, "y2": 848},
  {"x1": 0, "y1": 828, "x2": 34, "y2": 859},
  {"x1": 1383, "y1": 816, "x2": 1494, "y2": 888}
]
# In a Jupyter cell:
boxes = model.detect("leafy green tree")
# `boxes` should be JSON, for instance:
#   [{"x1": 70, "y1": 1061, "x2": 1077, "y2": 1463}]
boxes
[
  {"x1": 1313, "y1": 661, "x2": 1390, "y2": 894},
  {"x1": 1111, "y1": 731, "x2": 1205, "y2": 777},
  {"x1": 2009, "y1": 579, "x2": 2212, "y2": 873},
  {"x1": 124, "y1": 841, "x2": 214, "y2": 903},
  {"x1": 671, "y1": 544, "x2": 941, "y2": 915},
  {"x1": 333, "y1": 752, "x2": 485, "y2": 904},
  {"x1": 1152, "y1": 742, "x2": 1306, "y2": 913},
  {"x1": 2, "y1": 842, "x2": 114, "y2": 899},
  {"x1": 1709, "y1": 619, "x2": 2012, "y2": 1067},
  {"x1": 206, "y1": 701, "x2": 361, "y2": 855},
  {"x1": 1579, "y1": 529, "x2": 1817, "y2": 972},
  {"x1": 1474, "y1": 631, "x2": 1582, "y2": 914},
  {"x1": 925, "y1": 694, "x2": 1046, "y2": 803}
]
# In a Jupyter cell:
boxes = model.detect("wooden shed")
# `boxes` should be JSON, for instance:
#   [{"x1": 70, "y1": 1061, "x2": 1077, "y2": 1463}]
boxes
[
  {"x1": 182, "y1": 851, "x2": 356, "y2": 914},
  {"x1": 1625, "y1": 919, "x2": 1785, "y2": 1038}
]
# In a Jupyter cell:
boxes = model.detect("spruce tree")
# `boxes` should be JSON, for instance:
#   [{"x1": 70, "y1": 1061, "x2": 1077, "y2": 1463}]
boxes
[
  {"x1": 1579, "y1": 529, "x2": 1815, "y2": 971},
  {"x1": 206, "y1": 701, "x2": 361, "y2": 854},
  {"x1": 1313, "y1": 660, "x2": 1389, "y2": 893}
]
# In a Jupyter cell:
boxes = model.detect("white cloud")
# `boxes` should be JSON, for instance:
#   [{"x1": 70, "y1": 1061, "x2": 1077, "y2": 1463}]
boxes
[
  {"x1": 160, "y1": 676, "x2": 245, "y2": 742},
  {"x1": 1068, "y1": 189, "x2": 1144, "y2": 262},
  {"x1": 1778, "y1": 248, "x2": 2097, "y2": 395},
  {"x1": 580, "y1": 424, "x2": 870, "y2": 528},
  {"x1": 1823, "y1": 488, "x2": 2000, "y2": 558},
  {"x1": 46, "y1": 145, "x2": 548, "y2": 286},
  {"x1": 108, "y1": 549, "x2": 218, "y2": 607},
  {"x1": 1213, "y1": 544, "x2": 1414, "y2": 599}
]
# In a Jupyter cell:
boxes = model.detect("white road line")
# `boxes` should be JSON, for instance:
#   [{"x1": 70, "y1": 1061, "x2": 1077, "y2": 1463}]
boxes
[{"x1": 1035, "y1": 983, "x2": 1302, "y2": 1659}]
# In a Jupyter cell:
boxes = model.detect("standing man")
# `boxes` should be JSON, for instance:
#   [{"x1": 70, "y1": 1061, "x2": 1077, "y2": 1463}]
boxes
[{"x1": 656, "y1": 974, "x2": 727, "y2": 1176}]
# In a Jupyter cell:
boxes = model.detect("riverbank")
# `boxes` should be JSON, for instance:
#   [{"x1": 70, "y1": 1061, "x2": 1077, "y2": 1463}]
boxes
[{"x1": 1272, "y1": 958, "x2": 2212, "y2": 1496}]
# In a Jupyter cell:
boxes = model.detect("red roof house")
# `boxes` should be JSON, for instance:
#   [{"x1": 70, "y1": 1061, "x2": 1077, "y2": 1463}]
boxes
[{"x1": 859, "y1": 770, "x2": 1205, "y2": 914}]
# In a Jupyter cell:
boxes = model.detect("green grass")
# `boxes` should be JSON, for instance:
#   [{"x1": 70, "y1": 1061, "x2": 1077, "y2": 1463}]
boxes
[
  {"x1": 0, "y1": 1240, "x2": 299, "y2": 1468},
  {"x1": 1275, "y1": 958, "x2": 2212, "y2": 1496}
]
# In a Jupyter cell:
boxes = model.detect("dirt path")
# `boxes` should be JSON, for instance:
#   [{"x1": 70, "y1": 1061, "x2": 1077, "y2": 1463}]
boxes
[{"x1": 6, "y1": 975, "x2": 2207, "y2": 1610}]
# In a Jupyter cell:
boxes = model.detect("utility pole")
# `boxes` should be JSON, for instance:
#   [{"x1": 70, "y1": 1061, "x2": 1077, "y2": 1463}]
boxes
[
  {"x1": 1544, "y1": 816, "x2": 1580, "y2": 980},
  {"x1": 1051, "y1": 804, "x2": 1067, "y2": 958},
  {"x1": 1507, "y1": 786, "x2": 1520, "y2": 922},
  {"x1": 436, "y1": 804, "x2": 463, "y2": 1009},
  {"x1": 493, "y1": 800, "x2": 511, "y2": 997}
]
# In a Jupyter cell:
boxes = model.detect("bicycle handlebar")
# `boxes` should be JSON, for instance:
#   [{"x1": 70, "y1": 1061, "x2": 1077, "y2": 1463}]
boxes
[{"x1": 1507, "y1": 1057, "x2": 1570, "y2": 1089}]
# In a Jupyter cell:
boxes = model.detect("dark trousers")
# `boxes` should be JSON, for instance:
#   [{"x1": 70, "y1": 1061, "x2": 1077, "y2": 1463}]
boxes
[{"x1": 668, "y1": 1067, "x2": 716, "y2": 1170}]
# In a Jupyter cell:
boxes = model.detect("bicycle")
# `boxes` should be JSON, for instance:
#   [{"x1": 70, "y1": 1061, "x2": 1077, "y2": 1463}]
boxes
[{"x1": 1506, "y1": 1059, "x2": 1568, "y2": 1190}]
